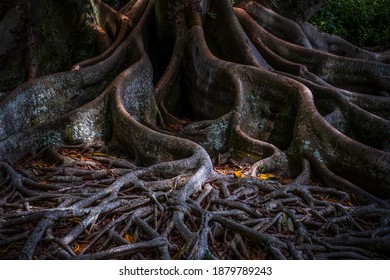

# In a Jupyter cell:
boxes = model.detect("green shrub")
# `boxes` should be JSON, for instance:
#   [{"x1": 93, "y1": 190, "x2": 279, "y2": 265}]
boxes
[
  {"x1": 102, "y1": 0, "x2": 118, "y2": 7},
  {"x1": 310, "y1": 0, "x2": 390, "y2": 48}
]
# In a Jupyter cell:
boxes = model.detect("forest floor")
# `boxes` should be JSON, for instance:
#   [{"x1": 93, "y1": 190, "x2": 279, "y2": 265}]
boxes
[{"x1": 1, "y1": 143, "x2": 389, "y2": 260}]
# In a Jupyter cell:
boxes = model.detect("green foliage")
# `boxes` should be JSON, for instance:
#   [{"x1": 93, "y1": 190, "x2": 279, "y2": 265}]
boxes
[
  {"x1": 310, "y1": 0, "x2": 390, "y2": 48},
  {"x1": 258, "y1": 165, "x2": 266, "y2": 173},
  {"x1": 207, "y1": 10, "x2": 217, "y2": 19},
  {"x1": 102, "y1": 0, "x2": 118, "y2": 7}
]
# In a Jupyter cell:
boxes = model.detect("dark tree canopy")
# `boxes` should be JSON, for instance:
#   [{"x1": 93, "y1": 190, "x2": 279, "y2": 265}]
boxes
[{"x1": 0, "y1": 0, "x2": 389, "y2": 259}]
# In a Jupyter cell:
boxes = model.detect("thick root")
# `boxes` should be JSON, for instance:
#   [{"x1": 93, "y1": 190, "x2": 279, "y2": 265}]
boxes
[{"x1": 1, "y1": 0, "x2": 389, "y2": 259}]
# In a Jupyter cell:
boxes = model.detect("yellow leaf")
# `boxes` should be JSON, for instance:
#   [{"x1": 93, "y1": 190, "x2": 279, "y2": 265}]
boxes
[
  {"x1": 258, "y1": 173, "x2": 276, "y2": 180},
  {"x1": 233, "y1": 170, "x2": 243, "y2": 178},
  {"x1": 92, "y1": 152, "x2": 109, "y2": 157},
  {"x1": 70, "y1": 217, "x2": 82, "y2": 224},
  {"x1": 72, "y1": 243, "x2": 81, "y2": 254},
  {"x1": 345, "y1": 201, "x2": 354, "y2": 206},
  {"x1": 0, "y1": 243, "x2": 14, "y2": 254},
  {"x1": 69, "y1": 153, "x2": 80, "y2": 157},
  {"x1": 124, "y1": 233, "x2": 136, "y2": 243}
]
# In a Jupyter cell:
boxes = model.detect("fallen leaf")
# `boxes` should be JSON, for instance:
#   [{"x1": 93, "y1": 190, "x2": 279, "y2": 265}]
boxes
[
  {"x1": 70, "y1": 217, "x2": 82, "y2": 224},
  {"x1": 257, "y1": 173, "x2": 277, "y2": 180},
  {"x1": 345, "y1": 201, "x2": 354, "y2": 206},
  {"x1": 69, "y1": 153, "x2": 81, "y2": 157},
  {"x1": 92, "y1": 152, "x2": 109, "y2": 157},
  {"x1": 0, "y1": 243, "x2": 15, "y2": 254},
  {"x1": 72, "y1": 243, "x2": 81, "y2": 254},
  {"x1": 234, "y1": 170, "x2": 243, "y2": 178},
  {"x1": 124, "y1": 233, "x2": 136, "y2": 243}
]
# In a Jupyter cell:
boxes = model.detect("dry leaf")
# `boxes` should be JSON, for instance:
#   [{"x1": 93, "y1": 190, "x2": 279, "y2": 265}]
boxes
[
  {"x1": 257, "y1": 173, "x2": 277, "y2": 180},
  {"x1": 124, "y1": 233, "x2": 136, "y2": 243},
  {"x1": 234, "y1": 170, "x2": 243, "y2": 178},
  {"x1": 92, "y1": 152, "x2": 109, "y2": 157},
  {"x1": 72, "y1": 243, "x2": 81, "y2": 254}
]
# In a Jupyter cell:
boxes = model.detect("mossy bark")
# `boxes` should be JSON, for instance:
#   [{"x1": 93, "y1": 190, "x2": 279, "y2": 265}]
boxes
[{"x1": 0, "y1": 0, "x2": 389, "y2": 260}]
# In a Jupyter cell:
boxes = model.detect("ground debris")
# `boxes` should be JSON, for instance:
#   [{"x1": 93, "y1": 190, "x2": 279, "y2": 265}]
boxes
[{"x1": 1, "y1": 145, "x2": 389, "y2": 260}]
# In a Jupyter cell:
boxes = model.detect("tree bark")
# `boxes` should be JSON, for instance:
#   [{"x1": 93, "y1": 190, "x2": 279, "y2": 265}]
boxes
[{"x1": 0, "y1": 0, "x2": 389, "y2": 260}]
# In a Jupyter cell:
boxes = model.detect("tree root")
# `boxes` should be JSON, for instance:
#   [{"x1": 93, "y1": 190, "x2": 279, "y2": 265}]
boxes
[
  {"x1": 0, "y1": 0, "x2": 390, "y2": 260},
  {"x1": 1, "y1": 145, "x2": 389, "y2": 259}
]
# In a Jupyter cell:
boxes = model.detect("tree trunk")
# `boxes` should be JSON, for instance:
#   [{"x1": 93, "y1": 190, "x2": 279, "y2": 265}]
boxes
[{"x1": 0, "y1": 0, "x2": 389, "y2": 260}]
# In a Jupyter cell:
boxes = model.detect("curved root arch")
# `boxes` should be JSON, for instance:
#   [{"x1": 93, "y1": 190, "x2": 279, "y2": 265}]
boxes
[{"x1": 0, "y1": 0, "x2": 389, "y2": 259}]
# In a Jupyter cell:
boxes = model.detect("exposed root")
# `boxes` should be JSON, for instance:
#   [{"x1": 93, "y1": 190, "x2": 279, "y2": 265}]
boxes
[
  {"x1": 1, "y1": 0, "x2": 390, "y2": 260},
  {"x1": 1, "y1": 145, "x2": 389, "y2": 260}
]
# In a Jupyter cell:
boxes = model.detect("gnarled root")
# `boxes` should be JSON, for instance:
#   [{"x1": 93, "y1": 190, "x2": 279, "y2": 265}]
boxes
[
  {"x1": 1, "y1": 148, "x2": 389, "y2": 259},
  {"x1": 1, "y1": 0, "x2": 390, "y2": 260}
]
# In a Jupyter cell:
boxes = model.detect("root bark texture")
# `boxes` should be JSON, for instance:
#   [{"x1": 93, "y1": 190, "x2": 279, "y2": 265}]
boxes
[{"x1": 0, "y1": 0, "x2": 389, "y2": 259}]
